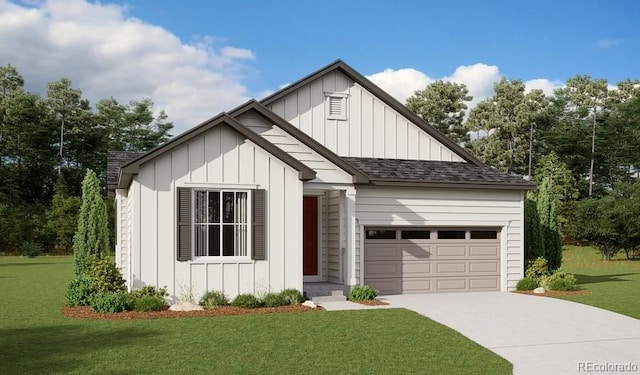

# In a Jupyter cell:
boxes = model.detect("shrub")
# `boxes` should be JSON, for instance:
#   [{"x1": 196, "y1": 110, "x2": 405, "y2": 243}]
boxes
[
  {"x1": 525, "y1": 257, "x2": 550, "y2": 281},
  {"x1": 348, "y1": 285, "x2": 378, "y2": 301},
  {"x1": 541, "y1": 270, "x2": 577, "y2": 291},
  {"x1": 91, "y1": 292, "x2": 133, "y2": 313},
  {"x1": 262, "y1": 292, "x2": 289, "y2": 307},
  {"x1": 133, "y1": 295, "x2": 167, "y2": 312},
  {"x1": 66, "y1": 275, "x2": 95, "y2": 306},
  {"x1": 89, "y1": 256, "x2": 126, "y2": 294},
  {"x1": 516, "y1": 277, "x2": 539, "y2": 291},
  {"x1": 130, "y1": 285, "x2": 168, "y2": 300},
  {"x1": 21, "y1": 241, "x2": 41, "y2": 258},
  {"x1": 279, "y1": 288, "x2": 305, "y2": 305},
  {"x1": 231, "y1": 293, "x2": 263, "y2": 309},
  {"x1": 200, "y1": 290, "x2": 229, "y2": 308}
]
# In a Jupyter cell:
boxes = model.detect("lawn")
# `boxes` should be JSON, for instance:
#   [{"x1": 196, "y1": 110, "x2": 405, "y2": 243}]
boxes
[
  {"x1": 0, "y1": 256, "x2": 512, "y2": 374},
  {"x1": 554, "y1": 245, "x2": 640, "y2": 319}
]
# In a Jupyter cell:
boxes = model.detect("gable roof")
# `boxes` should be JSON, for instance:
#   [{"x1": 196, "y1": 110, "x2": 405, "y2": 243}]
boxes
[
  {"x1": 107, "y1": 151, "x2": 144, "y2": 192},
  {"x1": 115, "y1": 113, "x2": 316, "y2": 189},
  {"x1": 260, "y1": 59, "x2": 484, "y2": 167},
  {"x1": 228, "y1": 100, "x2": 369, "y2": 183},
  {"x1": 343, "y1": 157, "x2": 536, "y2": 190}
]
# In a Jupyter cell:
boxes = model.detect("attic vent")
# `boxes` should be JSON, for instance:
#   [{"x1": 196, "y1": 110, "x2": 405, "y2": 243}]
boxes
[{"x1": 325, "y1": 93, "x2": 348, "y2": 121}]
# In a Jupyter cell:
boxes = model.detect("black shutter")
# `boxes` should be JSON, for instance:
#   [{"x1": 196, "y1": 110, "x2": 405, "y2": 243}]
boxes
[
  {"x1": 177, "y1": 188, "x2": 192, "y2": 261},
  {"x1": 252, "y1": 189, "x2": 266, "y2": 260}
]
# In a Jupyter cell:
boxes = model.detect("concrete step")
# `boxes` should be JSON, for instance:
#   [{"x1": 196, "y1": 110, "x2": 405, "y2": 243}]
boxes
[{"x1": 304, "y1": 283, "x2": 350, "y2": 303}]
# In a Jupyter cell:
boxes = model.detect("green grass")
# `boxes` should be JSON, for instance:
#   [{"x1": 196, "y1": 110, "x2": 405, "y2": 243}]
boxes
[
  {"x1": 555, "y1": 246, "x2": 640, "y2": 319},
  {"x1": 0, "y1": 256, "x2": 511, "y2": 374}
]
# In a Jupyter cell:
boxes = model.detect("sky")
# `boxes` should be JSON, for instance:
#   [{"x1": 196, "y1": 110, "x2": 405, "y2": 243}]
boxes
[{"x1": 1, "y1": 0, "x2": 638, "y2": 134}]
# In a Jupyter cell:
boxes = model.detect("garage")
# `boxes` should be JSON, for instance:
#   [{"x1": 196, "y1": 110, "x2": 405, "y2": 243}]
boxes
[{"x1": 364, "y1": 227, "x2": 501, "y2": 294}]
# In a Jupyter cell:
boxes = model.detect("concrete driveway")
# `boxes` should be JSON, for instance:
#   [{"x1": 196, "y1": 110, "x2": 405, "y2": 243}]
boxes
[{"x1": 380, "y1": 292, "x2": 640, "y2": 375}]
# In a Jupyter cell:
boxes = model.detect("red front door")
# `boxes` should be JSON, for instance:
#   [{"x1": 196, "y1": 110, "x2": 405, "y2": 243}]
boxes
[{"x1": 303, "y1": 197, "x2": 318, "y2": 276}]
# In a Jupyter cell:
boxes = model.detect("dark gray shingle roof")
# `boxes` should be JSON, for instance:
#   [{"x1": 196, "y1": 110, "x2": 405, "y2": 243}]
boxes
[
  {"x1": 107, "y1": 151, "x2": 144, "y2": 191},
  {"x1": 342, "y1": 157, "x2": 535, "y2": 189}
]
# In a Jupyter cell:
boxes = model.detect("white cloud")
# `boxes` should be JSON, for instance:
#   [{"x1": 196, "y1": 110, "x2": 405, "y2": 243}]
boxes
[
  {"x1": 443, "y1": 63, "x2": 501, "y2": 108},
  {"x1": 366, "y1": 68, "x2": 433, "y2": 103},
  {"x1": 524, "y1": 79, "x2": 563, "y2": 96},
  {"x1": 0, "y1": 0, "x2": 255, "y2": 134},
  {"x1": 597, "y1": 39, "x2": 625, "y2": 48}
]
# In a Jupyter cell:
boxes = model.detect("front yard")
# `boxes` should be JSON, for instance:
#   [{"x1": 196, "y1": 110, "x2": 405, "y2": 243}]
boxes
[
  {"x1": 553, "y1": 246, "x2": 640, "y2": 319},
  {"x1": 0, "y1": 256, "x2": 511, "y2": 374}
]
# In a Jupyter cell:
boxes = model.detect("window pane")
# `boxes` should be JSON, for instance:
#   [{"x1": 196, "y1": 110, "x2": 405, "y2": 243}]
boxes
[
  {"x1": 222, "y1": 225, "x2": 234, "y2": 256},
  {"x1": 209, "y1": 191, "x2": 220, "y2": 223},
  {"x1": 194, "y1": 225, "x2": 207, "y2": 256},
  {"x1": 208, "y1": 225, "x2": 220, "y2": 256},
  {"x1": 236, "y1": 192, "x2": 247, "y2": 224},
  {"x1": 470, "y1": 230, "x2": 498, "y2": 240},
  {"x1": 223, "y1": 192, "x2": 234, "y2": 223},
  {"x1": 194, "y1": 191, "x2": 206, "y2": 224},
  {"x1": 237, "y1": 224, "x2": 247, "y2": 257},
  {"x1": 365, "y1": 230, "x2": 396, "y2": 240},
  {"x1": 401, "y1": 230, "x2": 430, "y2": 239},
  {"x1": 437, "y1": 230, "x2": 466, "y2": 240}
]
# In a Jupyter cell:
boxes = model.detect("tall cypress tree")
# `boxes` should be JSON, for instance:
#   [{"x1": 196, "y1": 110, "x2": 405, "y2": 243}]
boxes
[
  {"x1": 536, "y1": 177, "x2": 563, "y2": 270},
  {"x1": 73, "y1": 169, "x2": 109, "y2": 276}
]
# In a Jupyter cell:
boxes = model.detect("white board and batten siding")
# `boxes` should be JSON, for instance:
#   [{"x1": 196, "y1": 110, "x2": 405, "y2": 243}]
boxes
[
  {"x1": 267, "y1": 70, "x2": 465, "y2": 162},
  {"x1": 355, "y1": 187, "x2": 524, "y2": 290},
  {"x1": 127, "y1": 124, "x2": 304, "y2": 301}
]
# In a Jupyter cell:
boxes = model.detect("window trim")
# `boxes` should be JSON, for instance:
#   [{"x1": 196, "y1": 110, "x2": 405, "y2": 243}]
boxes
[{"x1": 191, "y1": 188, "x2": 252, "y2": 260}]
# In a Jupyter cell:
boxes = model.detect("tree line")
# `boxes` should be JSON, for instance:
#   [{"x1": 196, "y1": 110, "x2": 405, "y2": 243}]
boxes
[
  {"x1": 406, "y1": 75, "x2": 640, "y2": 261},
  {"x1": 0, "y1": 64, "x2": 172, "y2": 254}
]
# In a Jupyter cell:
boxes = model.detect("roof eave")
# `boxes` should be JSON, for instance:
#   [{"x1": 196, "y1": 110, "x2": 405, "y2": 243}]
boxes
[{"x1": 364, "y1": 180, "x2": 536, "y2": 190}]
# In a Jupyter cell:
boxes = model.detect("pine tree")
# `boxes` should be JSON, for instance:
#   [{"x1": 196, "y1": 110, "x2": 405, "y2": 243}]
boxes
[
  {"x1": 535, "y1": 177, "x2": 563, "y2": 270},
  {"x1": 47, "y1": 175, "x2": 81, "y2": 252},
  {"x1": 524, "y1": 195, "x2": 543, "y2": 265},
  {"x1": 73, "y1": 169, "x2": 109, "y2": 276}
]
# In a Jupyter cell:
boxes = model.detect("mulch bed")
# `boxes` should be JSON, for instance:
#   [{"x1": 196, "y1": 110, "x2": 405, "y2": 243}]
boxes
[
  {"x1": 512, "y1": 289, "x2": 592, "y2": 297},
  {"x1": 352, "y1": 299, "x2": 389, "y2": 306},
  {"x1": 63, "y1": 304, "x2": 324, "y2": 320}
]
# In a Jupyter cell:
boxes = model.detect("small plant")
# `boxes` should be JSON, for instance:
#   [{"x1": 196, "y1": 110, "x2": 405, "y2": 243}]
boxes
[
  {"x1": 133, "y1": 295, "x2": 167, "y2": 312},
  {"x1": 89, "y1": 255, "x2": 126, "y2": 294},
  {"x1": 279, "y1": 288, "x2": 305, "y2": 305},
  {"x1": 541, "y1": 270, "x2": 577, "y2": 291},
  {"x1": 348, "y1": 285, "x2": 378, "y2": 301},
  {"x1": 130, "y1": 285, "x2": 168, "y2": 300},
  {"x1": 177, "y1": 281, "x2": 196, "y2": 303},
  {"x1": 516, "y1": 277, "x2": 539, "y2": 291},
  {"x1": 262, "y1": 292, "x2": 289, "y2": 307},
  {"x1": 200, "y1": 290, "x2": 229, "y2": 308},
  {"x1": 525, "y1": 257, "x2": 550, "y2": 281},
  {"x1": 21, "y1": 241, "x2": 41, "y2": 258},
  {"x1": 231, "y1": 293, "x2": 264, "y2": 309},
  {"x1": 91, "y1": 292, "x2": 133, "y2": 313},
  {"x1": 66, "y1": 275, "x2": 95, "y2": 306}
]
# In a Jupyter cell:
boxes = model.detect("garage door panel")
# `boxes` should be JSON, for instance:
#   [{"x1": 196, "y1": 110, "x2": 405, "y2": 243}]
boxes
[
  {"x1": 367, "y1": 278, "x2": 401, "y2": 295},
  {"x1": 469, "y1": 245, "x2": 499, "y2": 257},
  {"x1": 365, "y1": 245, "x2": 401, "y2": 261},
  {"x1": 365, "y1": 261, "x2": 401, "y2": 278},
  {"x1": 469, "y1": 277, "x2": 500, "y2": 290},
  {"x1": 435, "y1": 245, "x2": 466, "y2": 257},
  {"x1": 403, "y1": 279, "x2": 432, "y2": 293},
  {"x1": 435, "y1": 278, "x2": 467, "y2": 291},
  {"x1": 401, "y1": 261, "x2": 431, "y2": 275},
  {"x1": 469, "y1": 261, "x2": 499, "y2": 273},
  {"x1": 435, "y1": 262, "x2": 466, "y2": 274},
  {"x1": 400, "y1": 244, "x2": 432, "y2": 260}
]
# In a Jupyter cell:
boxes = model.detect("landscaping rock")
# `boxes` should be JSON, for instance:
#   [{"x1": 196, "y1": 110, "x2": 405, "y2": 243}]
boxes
[
  {"x1": 169, "y1": 301, "x2": 204, "y2": 312},
  {"x1": 533, "y1": 287, "x2": 546, "y2": 294},
  {"x1": 302, "y1": 300, "x2": 317, "y2": 308}
]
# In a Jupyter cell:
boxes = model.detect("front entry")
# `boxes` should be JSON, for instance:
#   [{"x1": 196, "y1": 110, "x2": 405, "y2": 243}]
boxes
[{"x1": 303, "y1": 197, "x2": 318, "y2": 276}]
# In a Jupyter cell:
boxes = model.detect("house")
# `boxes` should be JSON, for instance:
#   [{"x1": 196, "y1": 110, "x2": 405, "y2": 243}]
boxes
[{"x1": 107, "y1": 60, "x2": 534, "y2": 301}]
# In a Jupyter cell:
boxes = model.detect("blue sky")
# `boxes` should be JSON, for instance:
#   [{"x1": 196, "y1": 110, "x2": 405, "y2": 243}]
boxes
[{"x1": 0, "y1": 0, "x2": 638, "y2": 133}]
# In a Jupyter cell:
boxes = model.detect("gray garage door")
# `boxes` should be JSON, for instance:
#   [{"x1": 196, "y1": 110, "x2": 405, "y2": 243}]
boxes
[{"x1": 364, "y1": 227, "x2": 501, "y2": 294}]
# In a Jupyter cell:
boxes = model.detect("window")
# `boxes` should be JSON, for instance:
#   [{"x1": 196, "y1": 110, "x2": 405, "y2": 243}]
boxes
[
  {"x1": 177, "y1": 188, "x2": 265, "y2": 261},
  {"x1": 401, "y1": 230, "x2": 430, "y2": 239},
  {"x1": 470, "y1": 230, "x2": 498, "y2": 240},
  {"x1": 193, "y1": 190, "x2": 248, "y2": 257},
  {"x1": 325, "y1": 93, "x2": 347, "y2": 120},
  {"x1": 366, "y1": 229, "x2": 396, "y2": 240},
  {"x1": 437, "y1": 230, "x2": 466, "y2": 240}
]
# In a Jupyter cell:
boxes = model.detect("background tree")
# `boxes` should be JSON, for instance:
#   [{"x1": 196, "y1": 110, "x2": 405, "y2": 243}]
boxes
[
  {"x1": 47, "y1": 176, "x2": 81, "y2": 252},
  {"x1": 73, "y1": 169, "x2": 110, "y2": 276},
  {"x1": 465, "y1": 79, "x2": 550, "y2": 174},
  {"x1": 406, "y1": 81, "x2": 472, "y2": 143}
]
